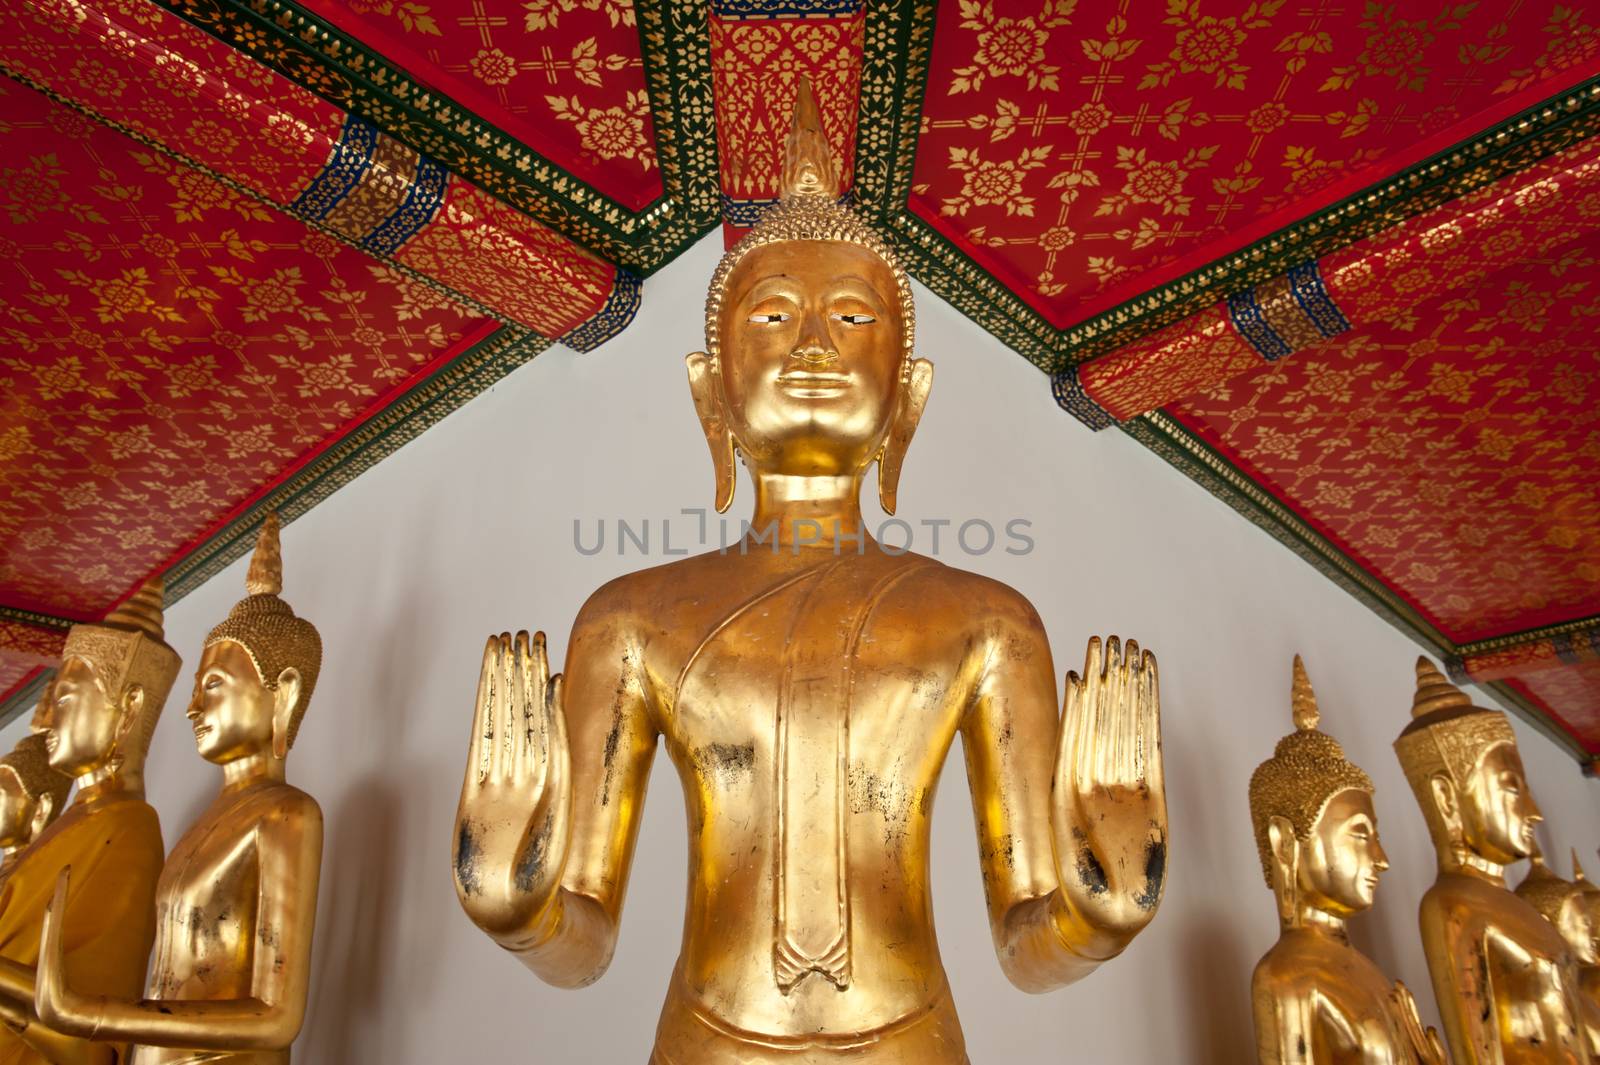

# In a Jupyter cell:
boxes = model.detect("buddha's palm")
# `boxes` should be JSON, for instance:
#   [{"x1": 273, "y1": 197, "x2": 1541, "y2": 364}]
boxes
[
  {"x1": 453, "y1": 631, "x2": 571, "y2": 938},
  {"x1": 1391, "y1": 981, "x2": 1447, "y2": 1065},
  {"x1": 1052, "y1": 636, "x2": 1167, "y2": 939}
]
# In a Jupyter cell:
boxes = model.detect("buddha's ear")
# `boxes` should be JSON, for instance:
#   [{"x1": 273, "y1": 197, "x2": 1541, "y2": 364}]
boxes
[
  {"x1": 686, "y1": 352, "x2": 737, "y2": 514},
  {"x1": 114, "y1": 685, "x2": 144, "y2": 747},
  {"x1": 1430, "y1": 773, "x2": 1464, "y2": 843},
  {"x1": 1267, "y1": 815, "x2": 1298, "y2": 923},
  {"x1": 271, "y1": 667, "x2": 302, "y2": 759},
  {"x1": 877, "y1": 358, "x2": 933, "y2": 516}
]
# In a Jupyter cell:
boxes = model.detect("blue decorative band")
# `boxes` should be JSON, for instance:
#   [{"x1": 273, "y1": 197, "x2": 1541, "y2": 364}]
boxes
[
  {"x1": 1226, "y1": 288, "x2": 1292, "y2": 361},
  {"x1": 363, "y1": 155, "x2": 449, "y2": 257},
  {"x1": 1553, "y1": 632, "x2": 1580, "y2": 665},
  {"x1": 292, "y1": 116, "x2": 378, "y2": 221},
  {"x1": 711, "y1": 0, "x2": 863, "y2": 17},
  {"x1": 722, "y1": 194, "x2": 780, "y2": 229},
  {"x1": 1286, "y1": 261, "x2": 1351, "y2": 338},
  {"x1": 1051, "y1": 367, "x2": 1116, "y2": 431},
  {"x1": 562, "y1": 269, "x2": 643, "y2": 352}
]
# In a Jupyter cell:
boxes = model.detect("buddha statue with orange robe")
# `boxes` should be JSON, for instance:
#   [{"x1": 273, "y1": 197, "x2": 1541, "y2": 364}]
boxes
[
  {"x1": 34, "y1": 512, "x2": 325, "y2": 1063},
  {"x1": 1249, "y1": 656, "x2": 1444, "y2": 1064},
  {"x1": 0, "y1": 579, "x2": 175, "y2": 1065},
  {"x1": 451, "y1": 81, "x2": 1168, "y2": 1064},
  {"x1": 1395, "y1": 657, "x2": 1591, "y2": 1064},
  {"x1": 0, "y1": 736, "x2": 72, "y2": 887}
]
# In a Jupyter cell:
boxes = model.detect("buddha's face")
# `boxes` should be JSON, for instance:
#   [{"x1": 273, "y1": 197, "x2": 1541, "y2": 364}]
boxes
[
  {"x1": 1460, "y1": 743, "x2": 1540, "y2": 863},
  {"x1": 715, "y1": 241, "x2": 905, "y2": 476},
  {"x1": 1579, "y1": 891, "x2": 1600, "y2": 965},
  {"x1": 187, "y1": 641, "x2": 275, "y2": 764},
  {"x1": 0, "y1": 769, "x2": 34, "y2": 849},
  {"x1": 41, "y1": 656, "x2": 123, "y2": 776},
  {"x1": 1557, "y1": 895, "x2": 1600, "y2": 966},
  {"x1": 1297, "y1": 788, "x2": 1388, "y2": 915}
]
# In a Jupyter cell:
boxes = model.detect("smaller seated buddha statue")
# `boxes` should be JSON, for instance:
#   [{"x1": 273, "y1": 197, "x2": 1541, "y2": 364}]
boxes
[
  {"x1": 1395, "y1": 657, "x2": 1591, "y2": 1064},
  {"x1": 0, "y1": 578, "x2": 176, "y2": 1065},
  {"x1": 0, "y1": 735, "x2": 72, "y2": 886},
  {"x1": 1515, "y1": 853, "x2": 1600, "y2": 1055},
  {"x1": 1575, "y1": 854, "x2": 1600, "y2": 1015},
  {"x1": 1249, "y1": 655, "x2": 1445, "y2": 1064},
  {"x1": 35, "y1": 512, "x2": 325, "y2": 1064}
]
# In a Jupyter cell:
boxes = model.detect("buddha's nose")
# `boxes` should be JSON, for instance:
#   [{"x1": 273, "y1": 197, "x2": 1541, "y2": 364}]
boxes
[{"x1": 791, "y1": 335, "x2": 837, "y2": 366}]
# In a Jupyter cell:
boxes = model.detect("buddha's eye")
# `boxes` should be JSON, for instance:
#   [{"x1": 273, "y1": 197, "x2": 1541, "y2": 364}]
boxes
[
  {"x1": 831, "y1": 312, "x2": 876, "y2": 325},
  {"x1": 747, "y1": 311, "x2": 791, "y2": 324},
  {"x1": 204, "y1": 675, "x2": 223, "y2": 692}
]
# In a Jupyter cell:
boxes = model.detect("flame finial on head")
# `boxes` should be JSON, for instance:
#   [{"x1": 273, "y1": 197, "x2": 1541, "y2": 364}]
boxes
[
  {"x1": 246, "y1": 511, "x2": 283, "y2": 597},
  {"x1": 104, "y1": 576, "x2": 166, "y2": 641},
  {"x1": 1574, "y1": 848, "x2": 1591, "y2": 886},
  {"x1": 1291, "y1": 654, "x2": 1319, "y2": 732},
  {"x1": 1412, "y1": 656, "x2": 1472, "y2": 718},
  {"x1": 781, "y1": 76, "x2": 838, "y2": 200}
]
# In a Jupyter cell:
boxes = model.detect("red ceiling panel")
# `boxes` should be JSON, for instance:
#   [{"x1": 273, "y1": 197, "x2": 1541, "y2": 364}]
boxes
[
  {"x1": 1505, "y1": 664, "x2": 1600, "y2": 750},
  {"x1": 1169, "y1": 226, "x2": 1600, "y2": 645},
  {"x1": 295, "y1": 0, "x2": 661, "y2": 210},
  {"x1": 0, "y1": 79, "x2": 496, "y2": 619},
  {"x1": 912, "y1": 1, "x2": 1600, "y2": 329}
]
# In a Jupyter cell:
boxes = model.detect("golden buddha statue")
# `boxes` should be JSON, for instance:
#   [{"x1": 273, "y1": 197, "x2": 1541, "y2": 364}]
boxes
[
  {"x1": 1516, "y1": 853, "x2": 1600, "y2": 1056},
  {"x1": 1575, "y1": 854, "x2": 1600, "y2": 1018},
  {"x1": 1395, "y1": 657, "x2": 1592, "y2": 1064},
  {"x1": 34, "y1": 512, "x2": 325, "y2": 1064},
  {"x1": 0, "y1": 578, "x2": 175, "y2": 1065},
  {"x1": 451, "y1": 81, "x2": 1168, "y2": 1064},
  {"x1": 1249, "y1": 656, "x2": 1445, "y2": 1065},
  {"x1": 0, "y1": 736, "x2": 72, "y2": 886}
]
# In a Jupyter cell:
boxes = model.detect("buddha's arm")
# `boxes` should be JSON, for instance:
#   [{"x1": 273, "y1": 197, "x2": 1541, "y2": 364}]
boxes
[
  {"x1": 960, "y1": 604, "x2": 1163, "y2": 992},
  {"x1": 483, "y1": 589, "x2": 658, "y2": 988},
  {"x1": 1420, "y1": 896, "x2": 1501, "y2": 1065},
  {"x1": 1250, "y1": 972, "x2": 1313, "y2": 1065},
  {"x1": 37, "y1": 805, "x2": 325, "y2": 1049}
]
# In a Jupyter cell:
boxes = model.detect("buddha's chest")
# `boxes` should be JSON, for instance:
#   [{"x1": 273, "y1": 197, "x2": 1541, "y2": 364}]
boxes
[
  {"x1": 1314, "y1": 967, "x2": 1409, "y2": 1063},
  {"x1": 655, "y1": 558, "x2": 966, "y2": 838},
  {"x1": 149, "y1": 810, "x2": 260, "y2": 997}
]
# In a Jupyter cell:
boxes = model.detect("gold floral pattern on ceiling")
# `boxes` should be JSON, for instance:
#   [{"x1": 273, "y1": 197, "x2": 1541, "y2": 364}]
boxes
[
  {"x1": 0, "y1": 82, "x2": 493, "y2": 618},
  {"x1": 296, "y1": 0, "x2": 658, "y2": 206},
  {"x1": 911, "y1": 0, "x2": 1600, "y2": 328},
  {"x1": 1171, "y1": 225, "x2": 1600, "y2": 642}
]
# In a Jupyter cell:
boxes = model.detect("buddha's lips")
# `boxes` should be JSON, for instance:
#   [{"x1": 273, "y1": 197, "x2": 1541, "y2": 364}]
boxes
[{"x1": 777, "y1": 371, "x2": 849, "y2": 391}]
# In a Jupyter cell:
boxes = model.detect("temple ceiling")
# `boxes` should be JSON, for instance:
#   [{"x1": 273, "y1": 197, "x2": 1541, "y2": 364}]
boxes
[{"x1": 1, "y1": 0, "x2": 1596, "y2": 766}]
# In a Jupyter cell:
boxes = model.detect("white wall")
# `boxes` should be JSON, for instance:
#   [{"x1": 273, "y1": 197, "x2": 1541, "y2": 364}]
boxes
[{"x1": 13, "y1": 232, "x2": 1596, "y2": 1063}]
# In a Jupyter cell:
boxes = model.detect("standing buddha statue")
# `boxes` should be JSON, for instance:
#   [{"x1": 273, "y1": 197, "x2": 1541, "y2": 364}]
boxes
[
  {"x1": 0, "y1": 736, "x2": 72, "y2": 887},
  {"x1": 1394, "y1": 657, "x2": 1591, "y2": 1063},
  {"x1": 451, "y1": 81, "x2": 1169, "y2": 1064},
  {"x1": 1515, "y1": 854, "x2": 1600, "y2": 1056},
  {"x1": 1249, "y1": 656, "x2": 1445, "y2": 1064},
  {"x1": 0, "y1": 578, "x2": 175, "y2": 1065},
  {"x1": 1575, "y1": 854, "x2": 1600, "y2": 1018},
  {"x1": 34, "y1": 512, "x2": 325, "y2": 1063}
]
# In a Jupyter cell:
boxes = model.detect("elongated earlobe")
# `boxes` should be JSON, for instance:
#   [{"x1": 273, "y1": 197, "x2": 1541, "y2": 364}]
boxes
[
  {"x1": 272, "y1": 667, "x2": 302, "y2": 759},
  {"x1": 1267, "y1": 816, "x2": 1299, "y2": 925},
  {"x1": 878, "y1": 358, "x2": 934, "y2": 516},
  {"x1": 686, "y1": 352, "x2": 737, "y2": 513}
]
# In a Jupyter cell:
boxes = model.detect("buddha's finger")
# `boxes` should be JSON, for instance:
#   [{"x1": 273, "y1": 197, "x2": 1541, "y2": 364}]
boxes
[
  {"x1": 1060, "y1": 672, "x2": 1085, "y2": 789},
  {"x1": 471, "y1": 634, "x2": 499, "y2": 785},
  {"x1": 495, "y1": 633, "x2": 519, "y2": 780},
  {"x1": 1140, "y1": 651, "x2": 1164, "y2": 798},
  {"x1": 1078, "y1": 638, "x2": 1103, "y2": 780},
  {"x1": 514, "y1": 631, "x2": 540, "y2": 786},
  {"x1": 544, "y1": 673, "x2": 569, "y2": 803}
]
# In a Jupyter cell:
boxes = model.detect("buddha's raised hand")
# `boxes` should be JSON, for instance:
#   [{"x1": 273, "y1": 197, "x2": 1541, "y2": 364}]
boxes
[
  {"x1": 453, "y1": 631, "x2": 571, "y2": 938},
  {"x1": 1391, "y1": 981, "x2": 1447, "y2": 1065},
  {"x1": 1052, "y1": 636, "x2": 1167, "y2": 941}
]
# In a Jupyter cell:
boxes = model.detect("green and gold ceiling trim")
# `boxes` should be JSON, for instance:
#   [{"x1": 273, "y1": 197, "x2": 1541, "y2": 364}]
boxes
[
  {"x1": 0, "y1": 324, "x2": 550, "y2": 726},
  {"x1": 1124, "y1": 411, "x2": 1595, "y2": 768},
  {"x1": 151, "y1": 0, "x2": 721, "y2": 273}
]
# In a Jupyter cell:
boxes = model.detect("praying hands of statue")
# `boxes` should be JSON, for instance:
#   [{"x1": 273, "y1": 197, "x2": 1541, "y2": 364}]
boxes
[
  {"x1": 452, "y1": 632, "x2": 572, "y2": 947},
  {"x1": 1050, "y1": 636, "x2": 1167, "y2": 948}
]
